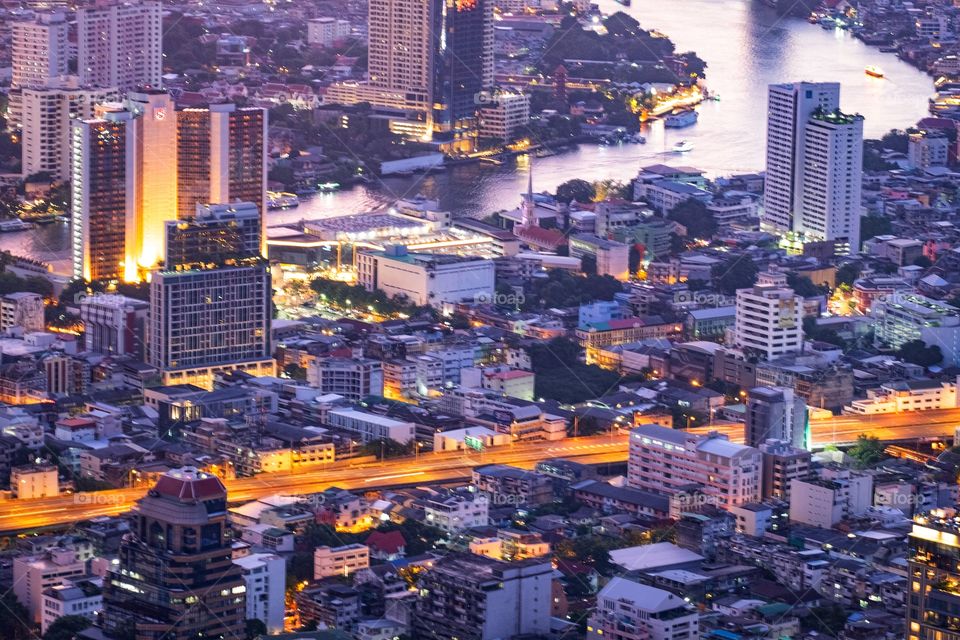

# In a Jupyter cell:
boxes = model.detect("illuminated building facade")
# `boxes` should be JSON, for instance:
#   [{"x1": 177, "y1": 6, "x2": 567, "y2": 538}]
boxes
[
  {"x1": 103, "y1": 468, "x2": 246, "y2": 640},
  {"x1": 907, "y1": 514, "x2": 960, "y2": 640},
  {"x1": 147, "y1": 202, "x2": 273, "y2": 388},
  {"x1": 176, "y1": 104, "x2": 268, "y2": 255},
  {"x1": 77, "y1": 0, "x2": 162, "y2": 91},
  {"x1": 71, "y1": 112, "x2": 136, "y2": 282}
]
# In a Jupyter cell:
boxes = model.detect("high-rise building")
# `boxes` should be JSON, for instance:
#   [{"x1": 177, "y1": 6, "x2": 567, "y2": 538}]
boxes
[
  {"x1": 745, "y1": 386, "x2": 807, "y2": 449},
  {"x1": 764, "y1": 82, "x2": 839, "y2": 235},
  {"x1": 125, "y1": 90, "x2": 178, "y2": 271},
  {"x1": 9, "y1": 12, "x2": 69, "y2": 123},
  {"x1": 147, "y1": 203, "x2": 272, "y2": 388},
  {"x1": 21, "y1": 80, "x2": 117, "y2": 181},
  {"x1": 734, "y1": 271, "x2": 804, "y2": 361},
  {"x1": 77, "y1": 0, "x2": 163, "y2": 91},
  {"x1": 759, "y1": 439, "x2": 811, "y2": 502},
  {"x1": 332, "y1": 0, "x2": 493, "y2": 149},
  {"x1": 431, "y1": 0, "x2": 495, "y2": 149},
  {"x1": 234, "y1": 552, "x2": 285, "y2": 634},
  {"x1": 414, "y1": 553, "x2": 552, "y2": 640},
  {"x1": 176, "y1": 104, "x2": 268, "y2": 253},
  {"x1": 907, "y1": 511, "x2": 960, "y2": 640},
  {"x1": 103, "y1": 467, "x2": 246, "y2": 640},
  {"x1": 627, "y1": 423, "x2": 762, "y2": 508},
  {"x1": 71, "y1": 111, "x2": 136, "y2": 282},
  {"x1": 796, "y1": 108, "x2": 864, "y2": 253}
]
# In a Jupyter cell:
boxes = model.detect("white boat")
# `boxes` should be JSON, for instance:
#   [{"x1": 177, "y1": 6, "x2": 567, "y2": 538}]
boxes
[
  {"x1": 672, "y1": 140, "x2": 695, "y2": 153},
  {"x1": 664, "y1": 109, "x2": 698, "y2": 128},
  {"x1": 267, "y1": 191, "x2": 300, "y2": 210},
  {"x1": 0, "y1": 219, "x2": 35, "y2": 232}
]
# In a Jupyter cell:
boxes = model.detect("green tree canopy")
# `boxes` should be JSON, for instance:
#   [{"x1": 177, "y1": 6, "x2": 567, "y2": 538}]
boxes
[
  {"x1": 556, "y1": 179, "x2": 595, "y2": 205},
  {"x1": 667, "y1": 198, "x2": 716, "y2": 241}
]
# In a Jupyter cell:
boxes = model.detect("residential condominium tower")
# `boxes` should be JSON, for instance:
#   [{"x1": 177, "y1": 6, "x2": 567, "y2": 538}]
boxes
[
  {"x1": 77, "y1": 0, "x2": 163, "y2": 91},
  {"x1": 764, "y1": 82, "x2": 863, "y2": 252}
]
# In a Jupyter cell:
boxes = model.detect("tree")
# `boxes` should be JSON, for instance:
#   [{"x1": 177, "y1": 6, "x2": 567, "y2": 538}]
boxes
[
  {"x1": 847, "y1": 435, "x2": 886, "y2": 468},
  {"x1": 667, "y1": 199, "x2": 716, "y2": 241},
  {"x1": 897, "y1": 339, "x2": 943, "y2": 368},
  {"x1": 786, "y1": 273, "x2": 824, "y2": 298},
  {"x1": 0, "y1": 591, "x2": 33, "y2": 640},
  {"x1": 244, "y1": 619, "x2": 267, "y2": 640},
  {"x1": 43, "y1": 615, "x2": 91, "y2": 640},
  {"x1": 712, "y1": 256, "x2": 759, "y2": 295},
  {"x1": 283, "y1": 363, "x2": 307, "y2": 380},
  {"x1": 860, "y1": 215, "x2": 893, "y2": 242},
  {"x1": 555, "y1": 179, "x2": 595, "y2": 205},
  {"x1": 835, "y1": 262, "x2": 861, "y2": 288}
]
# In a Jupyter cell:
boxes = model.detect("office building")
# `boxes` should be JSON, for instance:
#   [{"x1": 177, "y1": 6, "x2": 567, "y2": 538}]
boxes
[
  {"x1": 908, "y1": 131, "x2": 950, "y2": 170},
  {"x1": 313, "y1": 544, "x2": 370, "y2": 579},
  {"x1": 873, "y1": 292, "x2": 960, "y2": 367},
  {"x1": 424, "y1": 488, "x2": 490, "y2": 532},
  {"x1": 764, "y1": 82, "x2": 840, "y2": 234},
  {"x1": 568, "y1": 234, "x2": 631, "y2": 281},
  {"x1": 745, "y1": 386, "x2": 807, "y2": 449},
  {"x1": 21, "y1": 80, "x2": 116, "y2": 181},
  {"x1": 759, "y1": 439, "x2": 811, "y2": 502},
  {"x1": 796, "y1": 108, "x2": 863, "y2": 253},
  {"x1": 587, "y1": 577, "x2": 699, "y2": 640},
  {"x1": 0, "y1": 292, "x2": 45, "y2": 333},
  {"x1": 628, "y1": 423, "x2": 762, "y2": 508},
  {"x1": 13, "y1": 549, "x2": 86, "y2": 623},
  {"x1": 80, "y1": 293, "x2": 149, "y2": 358},
  {"x1": 357, "y1": 246, "x2": 495, "y2": 307},
  {"x1": 307, "y1": 356, "x2": 384, "y2": 400},
  {"x1": 414, "y1": 554, "x2": 552, "y2": 640},
  {"x1": 176, "y1": 104, "x2": 268, "y2": 251},
  {"x1": 77, "y1": 0, "x2": 163, "y2": 91},
  {"x1": 164, "y1": 202, "x2": 262, "y2": 268},
  {"x1": 234, "y1": 552, "x2": 285, "y2": 634},
  {"x1": 907, "y1": 512, "x2": 960, "y2": 640},
  {"x1": 147, "y1": 262, "x2": 274, "y2": 388},
  {"x1": 366, "y1": 0, "x2": 435, "y2": 112},
  {"x1": 431, "y1": 0, "x2": 494, "y2": 149},
  {"x1": 9, "y1": 12, "x2": 69, "y2": 123},
  {"x1": 103, "y1": 468, "x2": 246, "y2": 640},
  {"x1": 734, "y1": 271, "x2": 804, "y2": 360},
  {"x1": 326, "y1": 407, "x2": 415, "y2": 443},
  {"x1": 306, "y1": 17, "x2": 351, "y2": 46},
  {"x1": 71, "y1": 112, "x2": 136, "y2": 282}
]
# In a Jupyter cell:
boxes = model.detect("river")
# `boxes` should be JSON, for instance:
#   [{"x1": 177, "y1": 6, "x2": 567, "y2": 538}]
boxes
[{"x1": 4, "y1": 0, "x2": 935, "y2": 273}]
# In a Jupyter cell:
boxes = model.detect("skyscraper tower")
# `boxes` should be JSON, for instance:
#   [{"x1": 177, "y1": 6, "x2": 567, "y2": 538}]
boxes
[
  {"x1": 77, "y1": 0, "x2": 163, "y2": 91},
  {"x1": 763, "y1": 82, "x2": 840, "y2": 234},
  {"x1": 177, "y1": 104, "x2": 268, "y2": 254},
  {"x1": 907, "y1": 512, "x2": 960, "y2": 640},
  {"x1": 71, "y1": 111, "x2": 136, "y2": 282},
  {"x1": 103, "y1": 467, "x2": 246, "y2": 640},
  {"x1": 520, "y1": 157, "x2": 535, "y2": 228}
]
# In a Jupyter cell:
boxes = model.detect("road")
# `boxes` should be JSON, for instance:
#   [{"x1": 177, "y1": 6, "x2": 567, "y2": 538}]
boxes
[
  {"x1": 0, "y1": 436, "x2": 629, "y2": 535},
  {"x1": 691, "y1": 407, "x2": 960, "y2": 448}
]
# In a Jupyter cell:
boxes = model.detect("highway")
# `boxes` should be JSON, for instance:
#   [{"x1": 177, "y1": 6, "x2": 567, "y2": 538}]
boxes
[
  {"x1": 0, "y1": 436, "x2": 629, "y2": 535},
  {"x1": 691, "y1": 407, "x2": 960, "y2": 448},
  {"x1": 5, "y1": 408, "x2": 960, "y2": 534}
]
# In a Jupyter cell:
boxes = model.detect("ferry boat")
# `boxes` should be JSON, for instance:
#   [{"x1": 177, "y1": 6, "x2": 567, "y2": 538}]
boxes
[
  {"x1": 664, "y1": 109, "x2": 698, "y2": 128},
  {"x1": 0, "y1": 219, "x2": 35, "y2": 233},
  {"x1": 318, "y1": 182, "x2": 342, "y2": 192},
  {"x1": 672, "y1": 140, "x2": 695, "y2": 153},
  {"x1": 865, "y1": 65, "x2": 885, "y2": 78},
  {"x1": 266, "y1": 191, "x2": 300, "y2": 210}
]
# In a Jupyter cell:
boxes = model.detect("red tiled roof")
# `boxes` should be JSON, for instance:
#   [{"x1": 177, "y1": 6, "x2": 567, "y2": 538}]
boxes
[
  {"x1": 365, "y1": 530, "x2": 405, "y2": 554},
  {"x1": 153, "y1": 468, "x2": 226, "y2": 502}
]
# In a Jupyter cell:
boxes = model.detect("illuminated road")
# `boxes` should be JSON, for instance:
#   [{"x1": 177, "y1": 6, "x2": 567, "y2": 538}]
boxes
[
  {"x1": 0, "y1": 436, "x2": 629, "y2": 534},
  {"x1": 692, "y1": 408, "x2": 960, "y2": 448}
]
